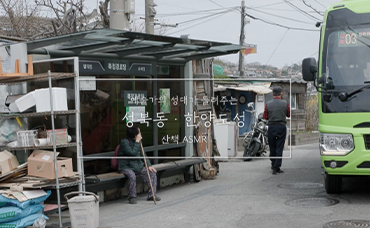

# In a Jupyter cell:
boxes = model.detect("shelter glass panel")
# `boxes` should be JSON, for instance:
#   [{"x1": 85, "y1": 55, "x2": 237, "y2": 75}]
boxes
[
  {"x1": 80, "y1": 75, "x2": 154, "y2": 155},
  {"x1": 156, "y1": 66, "x2": 184, "y2": 146}
]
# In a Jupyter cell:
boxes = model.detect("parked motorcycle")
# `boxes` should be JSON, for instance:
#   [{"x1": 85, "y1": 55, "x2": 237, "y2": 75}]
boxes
[{"x1": 243, "y1": 102, "x2": 268, "y2": 161}]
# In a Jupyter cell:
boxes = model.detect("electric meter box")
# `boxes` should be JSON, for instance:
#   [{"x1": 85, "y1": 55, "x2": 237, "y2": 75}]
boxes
[{"x1": 125, "y1": 0, "x2": 135, "y2": 14}]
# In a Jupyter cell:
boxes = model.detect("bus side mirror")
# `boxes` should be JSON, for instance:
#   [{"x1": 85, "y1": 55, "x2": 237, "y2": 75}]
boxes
[{"x1": 302, "y1": 57, "x2": 317, "y2": 81}]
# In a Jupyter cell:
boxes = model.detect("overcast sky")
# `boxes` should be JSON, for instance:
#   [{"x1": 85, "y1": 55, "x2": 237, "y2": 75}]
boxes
[{"x1": 87, "y1": 0, "x2": 340, "y2": 68}]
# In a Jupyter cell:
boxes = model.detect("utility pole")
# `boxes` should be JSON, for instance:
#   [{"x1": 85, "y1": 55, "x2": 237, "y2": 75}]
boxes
[
  {"x1": 110, "y1": 0, "x2": 130, "y2": 30},
  {"x1": 145, "y1": 0, "x2": 156, "y2": 34},
  {"x1": 239, "y1": 0, "x2": 245, "y2": 77}
]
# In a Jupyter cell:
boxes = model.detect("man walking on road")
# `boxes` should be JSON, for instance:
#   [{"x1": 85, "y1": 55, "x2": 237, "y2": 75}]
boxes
[{"x1": 263, "y1": 86, "x2": 290, "y2": 175}]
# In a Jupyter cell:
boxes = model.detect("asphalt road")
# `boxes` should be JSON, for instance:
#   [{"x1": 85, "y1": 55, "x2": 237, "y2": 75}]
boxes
[{"x1": 61, "y1": 143, "x2": 370, "y2": 228}]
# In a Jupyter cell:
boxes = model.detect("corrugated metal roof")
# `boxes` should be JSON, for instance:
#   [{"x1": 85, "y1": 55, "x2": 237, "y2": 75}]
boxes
[
  {"x1": 214, "y1": 84, "x2": 272, "y2": 94},
  {"x1": 271, "y1": 77, "x2": 307, "y2": 84},
  {"x1": 225, "y1": 77, "x2": 307, "y2": 84}
]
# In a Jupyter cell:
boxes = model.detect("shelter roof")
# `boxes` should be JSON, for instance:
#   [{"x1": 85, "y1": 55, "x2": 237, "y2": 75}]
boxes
[{"x1": 14, "y1": 29, "x2": 250, "y2": 65}]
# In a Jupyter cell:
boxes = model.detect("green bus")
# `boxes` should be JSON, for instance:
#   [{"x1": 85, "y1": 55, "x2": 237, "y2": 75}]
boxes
[{"x1": 302, "y1": 0, "x2": 370, "y2": 193}]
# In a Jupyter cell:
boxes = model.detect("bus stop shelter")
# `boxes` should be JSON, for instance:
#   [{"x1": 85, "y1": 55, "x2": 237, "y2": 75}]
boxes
[{"x1": 6, "y1": 28, "x2": 249, "y2": 196}]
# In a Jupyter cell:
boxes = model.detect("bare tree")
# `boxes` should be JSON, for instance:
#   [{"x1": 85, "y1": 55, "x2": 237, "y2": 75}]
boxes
[
  {"x1": 1, "y1": 0, "x2": 170, "y2": 40},
  {"x1": 34, "y1": 0, "x2": 89, "y2": 35},
  {"x1": 0, "y1": 0, "x2": 41, "y2": 38},
  {"x1": 99, "y1": 0, "x2": 109, "y2": 28},
  {"x1": 0, "y1": 0, "x2": 104, "y2": 39}
]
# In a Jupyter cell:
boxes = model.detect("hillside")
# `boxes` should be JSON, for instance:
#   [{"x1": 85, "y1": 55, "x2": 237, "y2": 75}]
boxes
[{"x1": 213, "y1": 58, "x2": 302, "y2": 78}]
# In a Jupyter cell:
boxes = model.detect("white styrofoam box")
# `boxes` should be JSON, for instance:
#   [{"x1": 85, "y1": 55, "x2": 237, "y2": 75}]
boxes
[
  {"x1": 214, "y1": 123, "x2": 229, "y2": 161},
  {"x1": 14, "y1": 91, "x2": 36, "y2": 112},
  {"x1": 227, "y1": 122, "x2": 237, "y2": 157},
  {"x1": 35, "y1": 88, "x2": 68, "y2": 112},
  {"x1": 214, "y1": 121, "x2": 238, "y2": 159}
]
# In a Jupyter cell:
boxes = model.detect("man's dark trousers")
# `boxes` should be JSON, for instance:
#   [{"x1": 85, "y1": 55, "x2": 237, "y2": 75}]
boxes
[{"x1": 268, "y1": 124, "x2": 286, "y2": 170}]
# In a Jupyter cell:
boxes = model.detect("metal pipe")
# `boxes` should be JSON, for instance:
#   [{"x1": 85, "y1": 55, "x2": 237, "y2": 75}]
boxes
[
  {"x1": 32, "y1": 56, "x2": 78, "y2": 63},
  {"x1": 152, "y1": 63, "x2": 158, "y2": 164},
  {"x1": 48, "y1": 70, "x2": 63, "y2": 228},
  {"x1": 74, "y1": 57, "x2": 84, "y2": 192},
  {"x1": 28, "y1": 48, "x2": 188, "y2": 65}
]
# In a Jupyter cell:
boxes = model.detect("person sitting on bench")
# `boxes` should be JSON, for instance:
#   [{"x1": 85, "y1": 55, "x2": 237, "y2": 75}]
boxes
[{"x1": 118, "y1": 125, "x2": 161, "y2": 204}]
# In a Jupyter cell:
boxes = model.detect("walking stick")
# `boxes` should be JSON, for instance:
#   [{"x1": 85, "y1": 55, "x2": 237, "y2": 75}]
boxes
[{"x1": 140, "y1": 142, "x2": 156, "y2": 205}]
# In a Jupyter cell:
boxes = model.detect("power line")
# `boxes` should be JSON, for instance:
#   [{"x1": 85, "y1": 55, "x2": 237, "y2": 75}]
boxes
[
  {"x1": 248, "y1": 7, "x2": 314, "y2": 25},
  {"x1": 208, "y1": 0, "x2": 224, "y2": 8},
  {"x1": 253, "y1": 1, "x2": 288, "y2": 8},
  {"x1": 292, "y1": 51, "x2": 319, "y2": 65},
  {"x1": 302, "y1": 0, "x2": 324, "y2": 16},
  {"x1": 166, "y1": 13, "x2": 227, "y2": 35},
  {"x1": 244, "y1": 12, "x2": 319, "y2": 31},
  {"x1": 250, "y1": 7, "x2": 320, "y2": 13},
  {"x1": 153, "y1": 7, "x2": 238, "y2": 17},
  {"x1": 313, "y1": 0, "x2": 327, "y2": 8},
  {"x1": 252, "y1": 0, "x2": 328, "y2": 9},
  {"x1": 145, "y1": 3, "x2": 322, "y2": 28},
  {"x1": 166, "y1": 12, "x2": 228, "y2": 35},
  {"x1": 161, "y1": 7, "x2": 236, "y2": 19},
  {"x1": 266, "y1": 28, "x2": 290, "y2": 65},
  {"x1": 284, "y1": 0, "x2": 320, "y2": 21},
  {"x1": 139, "y1": 8, "x2": 235, "y2": 32},
  {"x1": 175, "y1": 8, "x2": 236, "y2": 25},
  {"x1": 208, "y1": 0, "x2": 241, "y2": 15},
  {"x1": 155, "y1": 0, "x2": 198, "y2": 11},
  {"x1": 148, "y1": 2, "x2": 321, "y2": 35},
  {"x1": 283, "y1": 0, "x2": 321, "y2": 21}
]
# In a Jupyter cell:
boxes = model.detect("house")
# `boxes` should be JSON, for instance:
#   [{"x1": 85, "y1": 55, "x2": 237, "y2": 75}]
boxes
[
  {"x1": 213, "y1": 82, "x2": 272, "y2": 136},
  {"x1": 245, "y1": 70, "x2": 256, "y2": 77}
]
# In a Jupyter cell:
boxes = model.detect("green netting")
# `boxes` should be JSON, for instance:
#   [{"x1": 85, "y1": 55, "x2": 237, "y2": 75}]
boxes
[{"x1": 213, "y1": 64, "x2": 224, "y2": 76}]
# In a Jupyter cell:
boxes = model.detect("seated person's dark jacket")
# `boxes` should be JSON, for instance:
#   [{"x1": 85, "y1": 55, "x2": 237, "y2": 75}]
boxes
[{"x1": 118, "y1": 137, "x2": 152, "y2": 173}]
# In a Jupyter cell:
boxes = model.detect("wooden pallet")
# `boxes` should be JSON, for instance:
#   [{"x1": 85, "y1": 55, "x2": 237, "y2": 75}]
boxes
[{"x1": 0, "y1": 55, "x2": 34, "y2": 78}]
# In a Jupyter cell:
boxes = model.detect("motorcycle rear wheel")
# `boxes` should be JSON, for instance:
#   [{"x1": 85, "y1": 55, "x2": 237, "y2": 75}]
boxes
[{"x1": 243, "y1": 141, "x2": 260, "y2": 162}]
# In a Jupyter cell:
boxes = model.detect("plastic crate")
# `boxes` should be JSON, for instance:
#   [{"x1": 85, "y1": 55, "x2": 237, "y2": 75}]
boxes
[
  {"x1": 17, "y1": 130, "x2": 38, "y2": 147},
  {"x1": 47, "y1": 128, "x2": 68, "y2": 145}
]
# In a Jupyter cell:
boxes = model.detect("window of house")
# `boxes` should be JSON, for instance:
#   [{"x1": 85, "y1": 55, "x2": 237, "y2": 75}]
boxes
[
  {"x1": 290, "y1": 93, "x2": 297, "y2": 110},
  {"x1": 257, "y1": 94, "x2": 264, "y2": 102}
]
